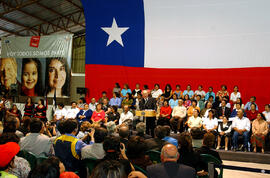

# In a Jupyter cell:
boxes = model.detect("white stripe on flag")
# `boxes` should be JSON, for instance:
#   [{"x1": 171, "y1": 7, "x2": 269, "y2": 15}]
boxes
[{"x1": 144, "y1": 0, "x2": 270, "y2": 68}]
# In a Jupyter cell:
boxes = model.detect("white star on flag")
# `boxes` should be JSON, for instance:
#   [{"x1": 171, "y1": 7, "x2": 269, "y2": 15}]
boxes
[{"x1": 101, "y1": 18, "x2": 129, "y2": 47}]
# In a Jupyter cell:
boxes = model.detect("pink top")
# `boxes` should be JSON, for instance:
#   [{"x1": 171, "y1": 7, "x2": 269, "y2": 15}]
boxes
[{"x1": 91, "y1": 110, "x2": 106, "y2": 122}]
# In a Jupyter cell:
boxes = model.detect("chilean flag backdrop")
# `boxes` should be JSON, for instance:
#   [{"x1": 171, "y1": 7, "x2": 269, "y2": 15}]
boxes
[{"x1": 82, "y1": 0, "x2": 270, "y2": 110}]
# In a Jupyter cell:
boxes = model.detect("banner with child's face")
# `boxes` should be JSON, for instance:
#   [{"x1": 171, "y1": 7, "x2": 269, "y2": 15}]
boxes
[{"x1": 0, "y1": 34, "x2": 73, "y2": 97}]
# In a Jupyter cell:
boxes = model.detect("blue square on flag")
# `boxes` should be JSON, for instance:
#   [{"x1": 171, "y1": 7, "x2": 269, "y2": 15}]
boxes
[{"x1": 83, "y1": 0, "x2": 145, "y2": 67}]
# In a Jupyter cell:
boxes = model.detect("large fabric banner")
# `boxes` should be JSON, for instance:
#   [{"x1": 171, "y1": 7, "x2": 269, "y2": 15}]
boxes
[
  {"x1": 82, "y1": 0, "x2": 270, "y2": 110},
  {"x1": 0, "y1": 34, "x2": 73, "y2": 98}
]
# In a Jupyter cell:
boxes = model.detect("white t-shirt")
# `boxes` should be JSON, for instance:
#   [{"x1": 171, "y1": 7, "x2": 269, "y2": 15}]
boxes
[
  {"x1": 230, "y1": 92, "x2": 241, "y2": 102},
  {"x1": 119, "y1": 111, "x2": 133, "y2": 125},
  {"x1": 203, "y1": 117, "x2": 218, "y2": 130},
  {"x1": 232, "y1": 117, "x2": 250, "y2": 131},
  {"x1": 54, "y1": 108, "x2": 67, "y2": 120},
  {"x1": 66, "y1": 108, "x2": 80, "y2": 119},
  {"x1": 151, "y1": 89, "x2": 163, "y2": 98},
  {"x1": 195, "y1": 90, "x2": 206, "y2": 97}
]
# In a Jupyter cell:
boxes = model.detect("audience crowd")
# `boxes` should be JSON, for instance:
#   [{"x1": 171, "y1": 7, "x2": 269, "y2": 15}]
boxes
[{"x1": 0, "y1": 83, "x2": 269, "y2": 178}]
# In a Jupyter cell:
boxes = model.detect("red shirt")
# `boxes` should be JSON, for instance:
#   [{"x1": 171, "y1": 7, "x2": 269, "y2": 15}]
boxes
[
  {"x1": 160, "y1": 106, "x2": 172, "y2": 119},
  {"x1": 91, "y1": 110, "x2": 106, "y2": 122},
  {"x1": 246, "y1": 110, "x2": 259, "y2": 121}
]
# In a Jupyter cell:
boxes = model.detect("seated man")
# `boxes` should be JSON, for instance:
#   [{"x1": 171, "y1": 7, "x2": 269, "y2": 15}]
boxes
[
  {"x1": 76, "y1": 104, "x2": 93, "y2": 124},
  {"x1": 217, "y1": 100, "x2": 231, "y2": 119},
  {"x1": 53, "y1": 103, "x2": 67, "y2": 122},
  {"x1": 147, "y1": 144, "x2": 196, "y2": 178},
  {"x1": 145, "y1": 126, "x2": 168, "y2": 151},
  {"x1": 244, "y1": 96, "x2": 258, "y2": 111},
  {"x1": 170, "y1": 99, "x2": 187, "y2": 133},
  {"x1": 66, "y1": 101, "x2": 80, "y2": 119},
  {"x1": 232, "y1": 110, "x2": 250, "y2": 152},
  {"x1": 19, "y1": 118, "x2": 54, "y2": 157},
  {"x1": 54, "y1": 119, "x2": 94, "y2": 172},
  {"x1": 119, "y1": 125, "x2": 130, "y2": 147},
  {"x1": 135, "y1": 122, "x2": 152, "y2": 139},
  {"x1": 81, "y1": 127, "x2": 108, "y2": 159},
  {"x1": 119, "y1": 105, "x2": 133, "y2": 125}
]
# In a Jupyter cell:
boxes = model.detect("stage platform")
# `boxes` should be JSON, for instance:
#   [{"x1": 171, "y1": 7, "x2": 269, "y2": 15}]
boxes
[{"x1": 218, "y1": 150, "x2": 270, "y2": 164}]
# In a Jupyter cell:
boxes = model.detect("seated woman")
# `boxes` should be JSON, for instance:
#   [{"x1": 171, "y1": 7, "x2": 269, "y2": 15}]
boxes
[
  {"x1": 187, "y1": 109, "x2": 202, "y2": 132},
  {"x1": 106, "y1": 106, "x2": 120, "y2": 125},
  {"x1": 157, "y1": 100, "x2": 172, "y2": 126},
  {"x1": 163, "y1": 84, "x2": 173, "y2": 101},
  {"x1": 169, "y1": 93, "x2": 178, "y2": 110},
  {"x1": 182, "y1": 85, "x2": 194, "y2": 100},
  {"x1": 177, "y1": 132, "x2": 208, "y2": 177},
  {"x1": 174, "y1": 84, "x2": 182, "y2": 99},
  {"x1": 263, "y1": 104, "x2": 270, "y2": 124},
  {"x1": 216, "y1": 116, "x2": 231, "y2": 150},
  {"x1": 251, "y1": 113, "x2": 269, "y2": 153},
  {"x1": 246, "y1": 103, "x2": 259, "y2": 122},
  {"x1": 6, "y1": 104, "x2": 22, "y2": 121},
  {"x1": 183, "y1": 94, "x2": 191, "y2": 108},
  {"x1": 91, "y1": 104, "x2": 106, "y2": 124},
  {"x1": 151, "y1": 83, "x2": 163, "y2": 99},
  {"x1": 23, "y1": 97, "x2": 35, "y2": 118},
  {"x1": 126, "y1": 136, "x2": 152, "y2": 170},
  {"x1": 120, "y1": 83, "x2": 132, "y2": 98},
  {"x1": 230, "y1": 86, "x2": 241, "y2": 104},
  {"x1": 216, "y1": 85, "x2": 229, "y2": 102},
  {"x1": 34, "y1": 99, "x2": 47, "y2": 123},
  {"x1": 121, "y1": 93, "x2": 134, "y2": 109},
  {"x1": 233, "y1": 98, "x2": 244, "y2": 109},
  {"x1": 202, "y1": 110, "x2": 218, "y2": 135}
]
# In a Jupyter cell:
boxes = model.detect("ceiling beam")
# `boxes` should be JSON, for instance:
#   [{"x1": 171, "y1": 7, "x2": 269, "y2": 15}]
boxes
[
  {"x1": 0, "y1": 16, "x2": 40, "y2": 34},
  {"x1": 1, "y1": 1, "x2": 73, "y2": 34},
  {"x1": 36, "y1": 2, "x2": 85, "y2": 28},
  {"x1": 0, "y1": 0, "x2": 39, "y2": 17},
  {"x1": 64, "y1": 0, "x2": 83, "y2": 11},
  {"x1": 0, "y1": 26, "x2": 22, "y2": 36},
  {"x1": 4, "y1": 10, "x2": 84, "y2": 37}
]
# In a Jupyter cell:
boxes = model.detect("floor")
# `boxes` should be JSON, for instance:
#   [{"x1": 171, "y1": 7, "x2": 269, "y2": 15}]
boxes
[{"x1": 223, "y1": 160, "x2": 270, "y2": 178}]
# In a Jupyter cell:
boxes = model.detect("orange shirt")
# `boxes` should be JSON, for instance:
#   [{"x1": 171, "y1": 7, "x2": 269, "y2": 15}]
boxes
[{"x1": 187, "y1": 106, "x2": 200, "y2": 117}]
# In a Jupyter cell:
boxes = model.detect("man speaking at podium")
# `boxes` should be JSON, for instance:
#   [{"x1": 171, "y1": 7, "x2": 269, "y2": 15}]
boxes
[{"x1": 139, "y1": 90, "x2": 157, "y2": 137}]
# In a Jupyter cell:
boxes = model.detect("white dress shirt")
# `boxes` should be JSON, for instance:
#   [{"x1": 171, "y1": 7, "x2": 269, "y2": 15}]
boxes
[
  {"x1": 232, "y1": 116, "x2": 250, "y2": 131},
  {"x1": 54, "y1": 108, "x2": 67, "y2": 120},
  {"x1": 203, "y1": 117, "x2": 218, "y2": 130},
  {"x1": 89, "y1": 103, "x2": 97, "y2": 111},
  {"x1": 66, "y1": 107, "x2": 80, "y2": 119},
  {"x1": 119, "y1": 111, "x2": 133, "y2": 125},
  {"x1": 172, "y1": 105, "x2": 187, "y2": 118}
]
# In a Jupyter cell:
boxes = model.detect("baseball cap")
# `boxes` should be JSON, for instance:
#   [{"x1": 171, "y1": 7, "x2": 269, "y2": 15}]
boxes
[{"x1": 0, "y1": 142, "x2": 20, "y2": 167}]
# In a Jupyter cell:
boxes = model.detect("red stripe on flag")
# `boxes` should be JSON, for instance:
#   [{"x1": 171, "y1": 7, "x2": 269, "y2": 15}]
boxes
[{"x1": 85, "y1": 64, "x2": 270, "y2": 111}]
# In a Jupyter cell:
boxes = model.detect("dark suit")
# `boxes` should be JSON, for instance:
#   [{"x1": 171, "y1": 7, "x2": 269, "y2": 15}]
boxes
[
  {"x1": 139, "y1": 97, "x2": 157, "y2": 137},
  {"x1": 147, "y1": 162, "x2": 196, "y2": 178},
  {"x1": 76, "y1": 109, "x2": 93, "y2": 123},
  {"x1": 217, "y1": 107, "x2": 231, "y2": 118},
  {"x1": 145, "y1": 138, "x2": 168, "y2": 151}
]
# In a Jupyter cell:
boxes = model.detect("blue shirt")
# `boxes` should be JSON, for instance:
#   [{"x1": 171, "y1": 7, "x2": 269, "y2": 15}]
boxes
[
  {"x1": 109, "y1": 97, "x2": 121, "y2": 107},
  {"x1": 169, "y1": 99, "x2": 178, "y2": 109},
  {"x1": 205, "y1": 91, "x2": 215, "y2": 101},
  {"x1": 244, "y1": 102, "x2": 258, "y2": 111},
  {"x1": 163, "y1": 136, "x2": 178, "y2": 147},
  {"x1": 183, "y1": 90, "x2": 194, "y2": 99},
  {"x1": 65, "y1": 134, "x2": 94, "y2": 155},
  {"x1": 121, "y1": 89, "x2": 132, "y2": 97}
]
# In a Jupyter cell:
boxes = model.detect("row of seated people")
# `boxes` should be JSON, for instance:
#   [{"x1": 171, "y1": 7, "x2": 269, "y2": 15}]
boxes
[{"x1": 0, "y1": 114, "x2": 223, "y2": 178}]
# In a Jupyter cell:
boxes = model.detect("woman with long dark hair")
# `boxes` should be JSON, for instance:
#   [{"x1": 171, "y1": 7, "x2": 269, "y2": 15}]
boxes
[
  {"x1": 23, "y1": 97, "x2": 35, "y2": 118},
  {"x1": 34, "y1": 99, "x2": 47, "y2": 123},
  {"x1": 45, "y1": 58, "x2": 70, "y2": 97}
]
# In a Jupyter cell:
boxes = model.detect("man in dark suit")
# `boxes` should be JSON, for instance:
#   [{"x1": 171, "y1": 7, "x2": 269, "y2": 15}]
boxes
[
  {"x1": 139, "y1": 90, "x2": 157, "y2": 137},
  {"x1": 76, "y1": 104, "x2": 93, "y2": 124},
  {"x1": 217, "y1": 100, "x2": 231, "y2": 119},
  {"x1": 146, "y1": 144, "x2": 196, "y2": 178}
]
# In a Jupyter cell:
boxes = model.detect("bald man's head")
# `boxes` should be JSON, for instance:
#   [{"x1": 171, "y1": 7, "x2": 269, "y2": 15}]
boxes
[
  {"x1": 161, "y1": 144, "x2": 179, "y2": 162},
  {"x1": 119, "y1": 126, "x2": 129, "y2": 139}
]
